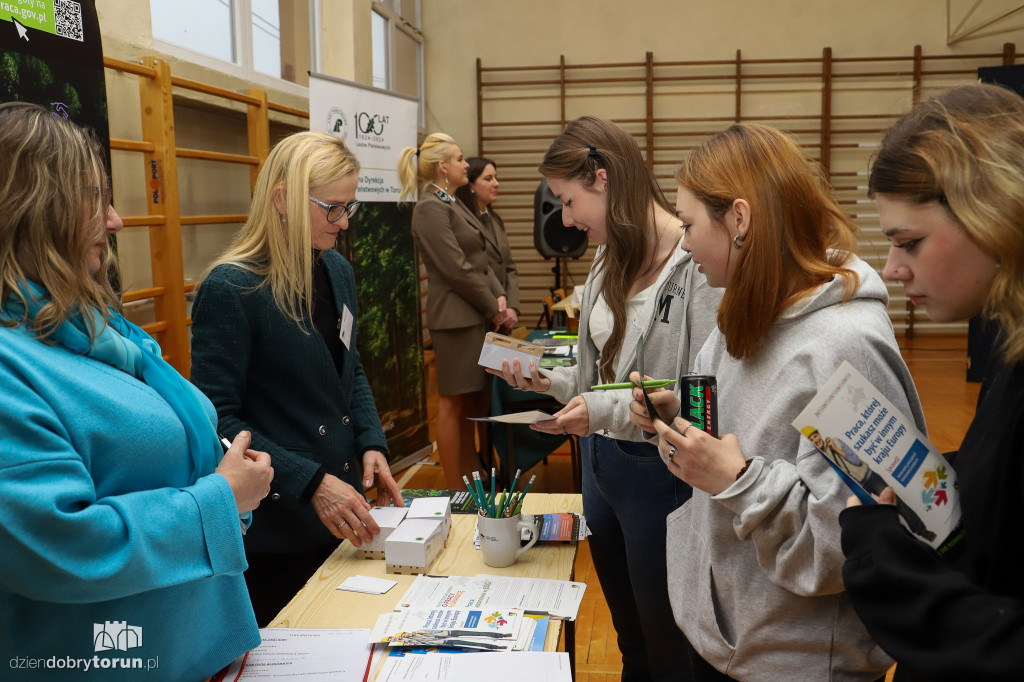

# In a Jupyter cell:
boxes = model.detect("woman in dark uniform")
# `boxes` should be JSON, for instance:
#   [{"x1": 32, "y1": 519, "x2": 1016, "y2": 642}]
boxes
[{"x1": 455, "y1": 157, "x2": 519, "y2": 333}]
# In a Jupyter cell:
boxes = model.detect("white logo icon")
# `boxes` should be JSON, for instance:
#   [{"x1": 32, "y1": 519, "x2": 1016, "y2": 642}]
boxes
[{"x1": 93, "y1": 621, "x2": 142, "y2": 652}]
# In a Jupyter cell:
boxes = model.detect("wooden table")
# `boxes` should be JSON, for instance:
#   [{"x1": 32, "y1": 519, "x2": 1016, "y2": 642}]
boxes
[{"x1": 270, "y1": 493, "x2": 584, "y2": 658}]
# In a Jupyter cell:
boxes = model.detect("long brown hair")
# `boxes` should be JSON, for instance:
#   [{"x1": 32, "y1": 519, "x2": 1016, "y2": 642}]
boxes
[
  {"x1": 869, "y1": 83, "x2": 1024, "y2": 365},
  {"x1": 0, "y1": 102, "x2": 119, "y2": 342},
  {"x1": 539, "y1": 116, "x2": 672, "y2": 382},
  {"x1": 676, "y1": 123, "x2": 857, "y2": 359}
]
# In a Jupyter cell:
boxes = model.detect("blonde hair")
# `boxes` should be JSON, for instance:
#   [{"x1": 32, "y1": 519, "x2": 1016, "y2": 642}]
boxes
[
  {"x1": 869, "y1": 83, "x2": 1024, "y2": 365},
  {"x1": 539, "y1": 116, "x2": 673, "y2": 382},
  {"x1": 397, "y1": 132, "x2": 458, "y2": 204},
  {"x1": 203, "y1": 131, "x2": 359, "y2": 325},
  {"x1": 0, "y1": 102, "x2": 119, "y2": 342},
  {"x1": 677, "y1": 124, "x2": 857, "y2": 359}
]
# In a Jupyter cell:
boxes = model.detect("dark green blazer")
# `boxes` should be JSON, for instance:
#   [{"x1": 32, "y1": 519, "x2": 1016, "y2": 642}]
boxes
[{"x1": 190, "y1": 250, "x2": 388, "y2": 553}]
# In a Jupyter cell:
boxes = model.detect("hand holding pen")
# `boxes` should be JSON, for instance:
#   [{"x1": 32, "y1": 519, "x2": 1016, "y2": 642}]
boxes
[
  {"x1": 215, "y1": 431, "x2": 274, "y2": 514},
  {"x1": 627, "y1": 371, "x2": 681, "y2": 434}
]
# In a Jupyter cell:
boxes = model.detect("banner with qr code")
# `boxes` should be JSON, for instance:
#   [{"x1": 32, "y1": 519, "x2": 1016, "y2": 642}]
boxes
[
  {"x1": 1, "y1": 0, "x2": 84, "y2": 41},
  {"x1": 0, "y1": 0, "x2": 108, "y2": 152}
]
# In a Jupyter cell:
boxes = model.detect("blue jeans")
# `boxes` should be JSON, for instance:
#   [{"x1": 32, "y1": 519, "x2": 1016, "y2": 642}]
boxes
[{"x1": 582, "y1": 434, "x2": 695, "y2": 682}]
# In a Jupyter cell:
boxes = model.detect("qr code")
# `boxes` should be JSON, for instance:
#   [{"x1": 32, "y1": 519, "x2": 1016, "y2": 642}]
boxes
[{"x1": 55, "y1": 0, "x2": 84, "y2": 42}]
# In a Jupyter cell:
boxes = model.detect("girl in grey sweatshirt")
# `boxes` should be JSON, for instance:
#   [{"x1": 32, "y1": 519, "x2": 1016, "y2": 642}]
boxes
[{"x1": 637, "y1": 123, "x2": 924, "y2": 681}]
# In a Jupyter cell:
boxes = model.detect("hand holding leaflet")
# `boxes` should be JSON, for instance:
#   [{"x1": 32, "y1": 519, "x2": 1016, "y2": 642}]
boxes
[{"x1": 792, "y1": 360, "x2": 962, "y2": 550}]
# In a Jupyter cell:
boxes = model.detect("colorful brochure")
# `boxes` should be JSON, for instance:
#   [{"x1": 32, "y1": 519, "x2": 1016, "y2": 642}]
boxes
[
  {"x1": 792, "y1": 360, "x2": 962, "y2": 551},
  {"x1": 370, "y1": 607, "x2": 523, "y2": 651}
]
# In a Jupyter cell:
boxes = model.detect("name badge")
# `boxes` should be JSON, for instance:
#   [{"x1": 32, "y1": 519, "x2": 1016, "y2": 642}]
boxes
[{"x1": 339, "y1": 304, "x2": 354, "y2": 349}]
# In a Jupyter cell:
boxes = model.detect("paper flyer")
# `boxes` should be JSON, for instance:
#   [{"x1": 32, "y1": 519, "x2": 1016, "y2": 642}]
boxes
[
  {"x1": 370, "y1": 608, "x2": 523, "y2": 651},
  {"x1": 520, "y1": 513, "x2": 588, "y2": 542},
  {"x1": 395, "y1": 574, "x2": 586, "y2": 620},
  {"x1": 792, "y1": 361, "x2": 962, "y2": 550},
  {"x1": 376, "y1": 651, "x2": 572, "y2": 682}
]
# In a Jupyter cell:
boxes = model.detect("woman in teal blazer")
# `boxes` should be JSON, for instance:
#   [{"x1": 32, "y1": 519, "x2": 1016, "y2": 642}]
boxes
[
  {"x1": 0, "y1": 103, "x2": 270, "y2": 681},
  {"x1": 190, "y1": 131, "x2": 403, "y2": 625}
]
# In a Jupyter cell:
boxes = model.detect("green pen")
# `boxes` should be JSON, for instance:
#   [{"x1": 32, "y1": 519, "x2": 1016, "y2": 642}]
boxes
[
  {"x1": 473, "y1": 471, "x2": 489, "y2": 517},
  {"x1": 501, "y1": 468, "x2": 522, "y2": 517},
  {"x1": 590, "y1": 379, "x2": 675, "y2": 390},
  {"x1": 513, "y1": 474, "x2": 537, "y2": 516}
]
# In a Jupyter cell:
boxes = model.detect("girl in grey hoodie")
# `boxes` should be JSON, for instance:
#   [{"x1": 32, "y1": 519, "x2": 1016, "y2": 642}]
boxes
[
  {"x1": 492, "y1": 116, "x2": 721, "y2": 681},
  {"x1": 633, "y1": 123, "x2": 924, "y2": 681}
]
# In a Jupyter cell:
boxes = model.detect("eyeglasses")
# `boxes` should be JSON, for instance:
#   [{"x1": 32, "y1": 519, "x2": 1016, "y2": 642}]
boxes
[
  {"x1": 84, "y1": 185, "x2": 113, "y2": 209},
  {"x1": 309, "y1": 196, "x2": 361, "y2": 222}
]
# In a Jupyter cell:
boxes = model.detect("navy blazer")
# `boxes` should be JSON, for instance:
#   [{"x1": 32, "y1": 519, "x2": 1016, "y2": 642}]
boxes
[{"x1": 190, "y1": 250, "x2": 388, "y2": 553}]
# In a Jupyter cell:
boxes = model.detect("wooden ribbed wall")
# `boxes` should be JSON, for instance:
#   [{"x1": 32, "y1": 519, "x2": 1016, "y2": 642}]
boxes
[{"x1": 476, "y1": 43, "x2": 1017, "y2": 336}]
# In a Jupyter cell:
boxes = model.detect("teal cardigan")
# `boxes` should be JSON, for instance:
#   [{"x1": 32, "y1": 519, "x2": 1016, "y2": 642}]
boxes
[
  {"x1": 189, "y1": 250, "x2": 388, "y2": 553},
  {"x1": 0, "y1": 317, "x2": 258, "y2": 681}
]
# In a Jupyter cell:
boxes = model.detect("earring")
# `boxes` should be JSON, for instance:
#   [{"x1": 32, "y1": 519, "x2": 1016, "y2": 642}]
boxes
[
  {"x1": 733, "y1": 234, "x2": 745, "y2": 249},
  {"x1": 445, "y1": 176, "x2": 450, "y2": 193},
  {"x1": 279, "y1": 213, "x2": 286, "y2": 224}
]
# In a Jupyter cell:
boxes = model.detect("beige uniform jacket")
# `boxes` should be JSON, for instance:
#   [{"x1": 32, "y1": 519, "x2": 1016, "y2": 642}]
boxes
[{"x1": 412, "y1": 188, "x2": 505, "y2": 330}]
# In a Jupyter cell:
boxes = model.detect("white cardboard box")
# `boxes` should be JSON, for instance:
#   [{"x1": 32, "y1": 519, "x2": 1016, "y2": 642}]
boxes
[
  {"x1": 384, "y1": 518, "x2": 445, "y2": 574},
  {"x1": 477, "y1": 332, "x2": 544, "y2": 378},
  {"x1": 406, "y1": 496, "x2": 451, "y2": 543},
  {"x1": 359, "y1": 506, "x2": 410, "y2": 555}
]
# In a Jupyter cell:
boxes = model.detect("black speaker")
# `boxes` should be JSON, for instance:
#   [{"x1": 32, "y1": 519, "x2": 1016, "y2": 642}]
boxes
[{"x1": 534, "y1": 179, "x2": 588, "y2": 259}]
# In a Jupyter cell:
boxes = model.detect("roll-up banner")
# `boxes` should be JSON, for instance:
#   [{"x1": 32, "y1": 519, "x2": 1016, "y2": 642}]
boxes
[{"x1": 0, "y1": 0, "x2": 108, "y2": 153}]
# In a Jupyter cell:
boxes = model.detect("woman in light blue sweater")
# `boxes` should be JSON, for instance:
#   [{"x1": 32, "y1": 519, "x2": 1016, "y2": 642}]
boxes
[{"x1": 0, "y1": 103, "x2": 271, "y2": 681}]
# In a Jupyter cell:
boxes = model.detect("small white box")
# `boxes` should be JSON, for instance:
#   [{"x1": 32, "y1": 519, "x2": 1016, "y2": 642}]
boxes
[
  {"x1": 384, "y1": 519, "x2": 445, "y2": 574},
  {"x1": 406, "y1": 496, "x2": 451, "y2": 543},
  {"x1": 359, "y1": 506, "x2": 409, "y2": 556}
]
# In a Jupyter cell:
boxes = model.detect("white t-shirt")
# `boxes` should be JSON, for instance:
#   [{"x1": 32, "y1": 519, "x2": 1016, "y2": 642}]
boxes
[{"x1": 589, "y1": 280, "x2": 659, "y2": 356}]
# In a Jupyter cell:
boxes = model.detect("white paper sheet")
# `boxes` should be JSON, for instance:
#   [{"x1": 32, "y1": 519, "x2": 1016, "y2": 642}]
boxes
[
  {"x1": 338, "y1": 575, "x2": 399, "y2": 594},
  {"x1": 468, "y1": 410, "x2": 556, "y2": 425},
  {"x1": 395, "y1": 574, "x2": 586, "y2": 621},
  {"x1": 220, "y1": 628, "x2": 372, "y2": 681},
  {"x1": 376, "y1": 651, "x2": 572, "y2": 681}
]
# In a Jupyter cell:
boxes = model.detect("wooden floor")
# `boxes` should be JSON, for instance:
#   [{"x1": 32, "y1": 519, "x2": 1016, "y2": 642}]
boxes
[{"x1": 392, "y1": 336, "x2": 978, "y2": 681}]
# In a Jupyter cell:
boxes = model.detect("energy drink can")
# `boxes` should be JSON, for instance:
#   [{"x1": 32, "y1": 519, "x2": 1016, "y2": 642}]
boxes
[{"x1": 681, "y1": 374, "x2": 718, "y2": 438}]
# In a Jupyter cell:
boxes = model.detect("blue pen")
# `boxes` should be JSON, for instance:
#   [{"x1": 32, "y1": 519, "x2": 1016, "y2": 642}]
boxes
[{"x1": 220, "y1": 435, "x2": 248, "y2": 535}]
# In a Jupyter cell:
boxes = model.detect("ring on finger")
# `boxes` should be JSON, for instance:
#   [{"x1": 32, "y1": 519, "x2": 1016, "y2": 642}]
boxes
[
  {"x1": 681, "y1": 424, "x2": 692, "y2": 437},
  {"x1": 666, "y1": 446, "x2": 676, "y2": 459},
  {"x1": 338, "y1": 520, "x2": 348, "y2": 529}
]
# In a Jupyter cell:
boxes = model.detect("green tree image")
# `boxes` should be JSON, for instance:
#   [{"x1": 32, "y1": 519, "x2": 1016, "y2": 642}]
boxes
[{"x1": 339, "y1": 202, "x2": 429, "y2": 459}]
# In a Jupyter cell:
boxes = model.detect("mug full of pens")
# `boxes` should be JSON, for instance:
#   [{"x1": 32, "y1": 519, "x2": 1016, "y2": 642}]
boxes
[{"x1": 464, "y1": 469, "x2": 538, "y2": 568}]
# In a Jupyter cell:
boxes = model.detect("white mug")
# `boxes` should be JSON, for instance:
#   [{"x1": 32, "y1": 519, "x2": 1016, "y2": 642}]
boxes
[{"x1": 477, "y1": 514, "x2": 539, "y2": 568}]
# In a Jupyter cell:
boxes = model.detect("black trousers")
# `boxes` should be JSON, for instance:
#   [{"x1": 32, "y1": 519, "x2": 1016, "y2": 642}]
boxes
[{"x1": 243, "y1": 543, "x2": 337, "y2": 626}]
